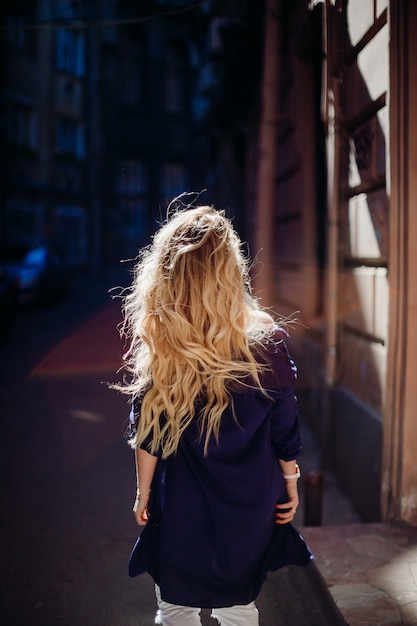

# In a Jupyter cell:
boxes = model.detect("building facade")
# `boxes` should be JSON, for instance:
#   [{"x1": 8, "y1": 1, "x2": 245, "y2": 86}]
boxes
[
  {"x1": 1, "y1": 1, "x2": 89, "y2": 267},
  {"x1": 248, "y1": 0, "x2": 417, "y2": 525},
  {"x1": 0, "y1": 0, "x2": 247, "y2": 267}
]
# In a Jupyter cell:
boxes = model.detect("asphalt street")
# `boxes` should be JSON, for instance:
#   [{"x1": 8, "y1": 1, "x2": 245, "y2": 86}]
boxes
[{"x1": 0, "y1": 266, "x2": 333, "y2": 626}]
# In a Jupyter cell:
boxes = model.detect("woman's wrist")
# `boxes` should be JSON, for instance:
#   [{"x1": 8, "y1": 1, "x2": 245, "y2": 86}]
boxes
[
  {"x1": 136, "y1": 489, "x2": 151, "y2": 498},
  {"x1": 282, "y1": 463, "x2": 301, "y2": 480}
]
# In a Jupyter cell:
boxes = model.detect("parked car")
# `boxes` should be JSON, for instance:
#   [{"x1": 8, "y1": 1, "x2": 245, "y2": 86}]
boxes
[{"x1": 0, "y1": 243, "x2": 71, "y2": 306}]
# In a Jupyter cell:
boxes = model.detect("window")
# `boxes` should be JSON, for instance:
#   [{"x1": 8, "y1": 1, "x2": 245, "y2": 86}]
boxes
[
  {"x1": 56, "y1": 29, "x2": 85, "y2": 76},
  {"x1": 5, "y1": 14, "x2": 37, "y2": 55},
  {"x1": 117, "y1": 160, "x2": 148, "y2": 195},
  {"x1": 55, "y1": 206, "x2": 88, "y2": 266},
  {"x1": 5, "y1": 16, "x2": 26, "y2": 48},
  {"x1": 165, "y1": 42, "x2": 187, "y2": 113},
  {"x1": 6, "y1": 201, "x2": 44, "y2": 244},
  {"x1": 120, "y1": 34, "x2": 146, "y2": 105},
  {"x1": 56, "y1": 117, "x2": 85, "y2": 158},
  {"x1": 162, "y1": 163, "x2": 187, "y2": 200},
  {"x1": 7, "y1": 100, "x2": 37, "y2": 150},
  {"x1": 116, "y1": 160, "x2": 148, "y2": 247},
  {"x1": 118, "y1": 198, "x2": 148, "y2": 243}
]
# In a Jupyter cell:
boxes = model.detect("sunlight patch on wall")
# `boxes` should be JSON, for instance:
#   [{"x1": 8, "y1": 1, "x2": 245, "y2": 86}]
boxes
[{"x1": 348, "y1": 194, "x2": 381, "y2": 258}]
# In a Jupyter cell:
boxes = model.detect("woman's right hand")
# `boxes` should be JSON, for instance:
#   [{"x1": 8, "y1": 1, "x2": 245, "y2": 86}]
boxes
[{"x1": 133, "y1": 494, "x2": 150, "y2": 526}]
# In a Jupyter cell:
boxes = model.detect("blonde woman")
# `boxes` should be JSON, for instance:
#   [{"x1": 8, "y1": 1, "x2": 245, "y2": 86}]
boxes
[{"x1": 117, "y1": 204, "x2": 311, "y2": 626}]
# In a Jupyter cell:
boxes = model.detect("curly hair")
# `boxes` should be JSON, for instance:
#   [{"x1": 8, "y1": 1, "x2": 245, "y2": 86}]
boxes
[{"x1": 115, "y1": 204, "x2": 276, "y2": 457}]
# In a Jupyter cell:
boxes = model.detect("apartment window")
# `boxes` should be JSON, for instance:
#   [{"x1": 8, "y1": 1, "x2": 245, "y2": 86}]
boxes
[
  {"x1": 6, "y1": 201, "x2": 44, "y2": 244},
  {"x1": 116, "y1": 160, "x2": 148, "y2": 246},
  {"x1": 120, "y1": 34, "x2": 146, "y2": 105},
  {"x1": 5, "y1": 16, "x2": 26, "y2": 48},
  {"x1": 118, "y1": 198, "x2": 148, "y2": 243},
  {"x1": 56, "y1": 28, "x2": 85, "y2": 76},
  {"x1": 162, "y1": 163, "x2": 187, "y2": 201},
  {"x1": 117, "y1": 160, "x2": 148, "y2": 195},
  {"x1": 56, "y1": 117, "x2": 85, "y2": 158},
  {"x1": 55, "y1": 206, "x2": 88, "y2": 266},
  {"x1": 7, "y1": 100, "x2": 37, "y2": 150},
  {"x1": 165, "y1": 42, "x2": 187, "y2": 113},
  {"x1": 5, "y1": 15, "x2": 36, "y2": 55}
]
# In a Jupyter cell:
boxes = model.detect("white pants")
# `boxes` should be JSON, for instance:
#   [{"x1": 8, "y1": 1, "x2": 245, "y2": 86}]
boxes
[{"x1": 155, "y1": 585, "x2": 259, "y2": 626}]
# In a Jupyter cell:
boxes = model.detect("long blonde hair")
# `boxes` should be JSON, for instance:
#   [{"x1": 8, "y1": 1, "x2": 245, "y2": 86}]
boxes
[{"x1": 116, "y1": 204, "x2": 275, "y2": 457}]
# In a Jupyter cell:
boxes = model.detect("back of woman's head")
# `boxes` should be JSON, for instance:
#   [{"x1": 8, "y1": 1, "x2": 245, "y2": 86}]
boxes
[
  {"x1": 119, "y1": 204, "x2": 274, "y2": 457},
  {"x1": 145, "y1": 206, "x2": 250, "y2": 353}
]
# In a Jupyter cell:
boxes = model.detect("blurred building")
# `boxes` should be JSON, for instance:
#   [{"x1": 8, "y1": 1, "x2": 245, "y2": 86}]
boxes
[
  {"x1": 0, "y1": 0, "x2": 258, "y2": 267},
  {"x1": 1, "y1": 1, "x2": 90, "y2": 267}
]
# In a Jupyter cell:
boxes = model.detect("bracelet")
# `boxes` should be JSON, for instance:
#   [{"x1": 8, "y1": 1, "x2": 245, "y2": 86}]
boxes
[{"x1": 282, "y1": 464, "x2": 301, "y2": 480}]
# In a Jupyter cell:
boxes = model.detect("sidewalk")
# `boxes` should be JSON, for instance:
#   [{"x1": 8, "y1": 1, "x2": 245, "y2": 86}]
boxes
[
  {"x1": 301, "y1": 522, "x2": 417, "y2": 626},
  {"x1": 297, "y1": 423, "x2": 417, "y2": 626}
]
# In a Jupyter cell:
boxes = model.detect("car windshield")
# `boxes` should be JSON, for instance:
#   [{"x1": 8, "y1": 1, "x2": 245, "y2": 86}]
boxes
[{"x1": 24, "y1": 246, "x2": 47, "y2": 267}]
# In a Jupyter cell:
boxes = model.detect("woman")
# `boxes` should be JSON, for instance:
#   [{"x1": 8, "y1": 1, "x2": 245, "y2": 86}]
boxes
[{"x1": 116, "y1": 204, "x2": 312, "y2": 626}]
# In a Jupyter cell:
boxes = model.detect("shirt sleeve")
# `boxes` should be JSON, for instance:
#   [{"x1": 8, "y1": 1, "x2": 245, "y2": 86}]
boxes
[
  {"x1": 129, "y1": 394, "x2": 162, "y2": 458},
  {"x1": 262, "y1": 331, "x2": 302, "y2": 461}
]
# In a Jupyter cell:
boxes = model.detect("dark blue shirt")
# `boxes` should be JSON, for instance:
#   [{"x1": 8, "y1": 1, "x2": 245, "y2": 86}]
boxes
[{"x1": 128, "y1": 330, "x2": 312, "y2": 607}]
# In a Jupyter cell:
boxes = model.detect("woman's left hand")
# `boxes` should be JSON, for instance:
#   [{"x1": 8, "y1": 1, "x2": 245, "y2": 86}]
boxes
[{"x1": 275, "y1": 481, "x2": 299, "y2": 524}]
